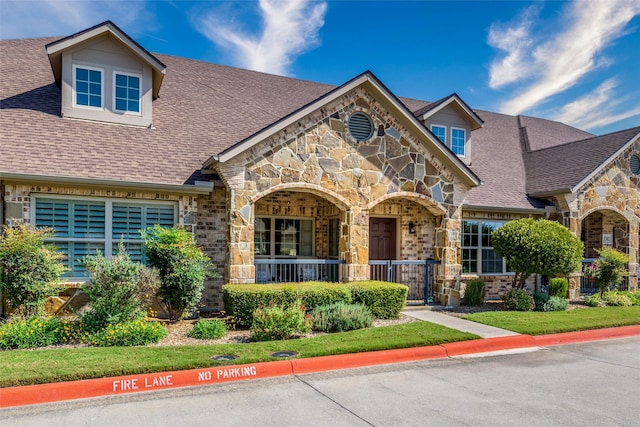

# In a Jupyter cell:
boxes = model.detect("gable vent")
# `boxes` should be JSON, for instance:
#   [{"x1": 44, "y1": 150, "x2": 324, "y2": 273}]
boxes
[
  {"x1": 348, "y1": 112, "x2": 374, "y2": 142},
  {"x1": 631, "y1": 154, "x2": 640, "y2": 175}
]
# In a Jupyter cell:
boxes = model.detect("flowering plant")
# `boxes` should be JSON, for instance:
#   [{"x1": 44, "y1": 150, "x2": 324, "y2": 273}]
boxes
[{"x1": 583, "y1": 263, "x2": 598, "y2": 278}]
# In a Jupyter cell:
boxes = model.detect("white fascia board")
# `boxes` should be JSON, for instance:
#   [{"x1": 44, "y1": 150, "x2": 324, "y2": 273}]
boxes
[
  {"x1": 420, "y1": 96, "x2": 483, "y2": 130},
  {"x1": 215, "y1": 74, "x2": 371, "y2": 164},
  {"x1": 570, "y1": 131, "x2": 640, "y2": 194},
  {"x1": 0, "y1": 172, "x2": 213, "y2": 195},
  {"x1": 211, "y1": 73, "x2": 480, "y2": 187},
  {"x1": 46, "y1": 23, "x2": 166, "y2": 74}
]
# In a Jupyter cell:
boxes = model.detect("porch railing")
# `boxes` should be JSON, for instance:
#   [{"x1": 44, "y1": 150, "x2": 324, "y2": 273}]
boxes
[
  {"x1": 580, "y1": 258, "x2": 630, "y2": 294},
  {"x1": 254, "y1": 259, "x2": 345, "y2": 284},
  {"x1": 369, "y1": 259, "x2": 440, "y2": 305}
]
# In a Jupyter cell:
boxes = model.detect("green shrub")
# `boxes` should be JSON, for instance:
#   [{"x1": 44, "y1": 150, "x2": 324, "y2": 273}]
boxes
[
  {"x1": 348, "y1": 281, "x2": 408, "y2": 319},
  {"x1": 187, "y1": 319, "x2": 227, "y2": 340},
  {"x1": 223, "y1": 282, "x2": 351, "y2": 327},
  {"x1": 0, "y1": 316, "x2": 66, "y2": 350},
  {"x1": 463, "y1": 280, "x2": 485, "y2": 306},
  {"x1": 0, "y1": 225, "x2": 65, "y2": 317},
  {"x1": 250, "y1": 301, "x2": 311, "y2": 341},
  {"x1": 311, "y1": 303, "x2": 373, "y2": 332},
  {"x1": 593, "y1": 247, "x2": 630, "y2": 295},
  {"x1": 492, "y1": 218, "x2": 583, "y2": 289},
  {"x1": 602, "y1": 290, "x2": 633, "y2": 307},
  {"x1": 533, "y1": 292, "x2": 550, "y2": 311},
  {"x1": 548, "y1": 278, "x2": 568, "y2": 298},
  {"x1": 86, "y1": 318, "x2": 167, "y2": 347},
  {"x1": 142, "y1": 225, "x2": 213, "y2": 322},
  {"x1": 583, "y1": 293, "x2": 605, "y2": 307},
  {"x1": 625, "y1": 291, "x2": 640, "y2": 306},
  {"x1": 503, "y1": 289, "x2": 534, "y2": 311},
  {"x1": 82, "y1": 244, "x2": 150, "y2": 329},
  {"x1": 543, "y1": 296, "x2": 568, "y2": 312}
]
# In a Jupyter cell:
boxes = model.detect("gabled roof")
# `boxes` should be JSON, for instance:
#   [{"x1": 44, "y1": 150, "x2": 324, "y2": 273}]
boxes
[
  {"x1": 525, "y1": 127, "x2": 640, "y2": 196},
  {"x1": 45, "y1": 21, "x2": 166, "y2": 99},
  {"x1": 207, "y1": 71, "x2": 481, "y2": 187},
  {"x1": 414, "y1": 93, "x2": 484, "y2": 131}
]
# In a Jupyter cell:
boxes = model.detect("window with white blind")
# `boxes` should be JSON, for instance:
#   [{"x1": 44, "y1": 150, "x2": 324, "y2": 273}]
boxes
[{"x1": 34, "y1": 196, "x2": 176, "y2": 278}]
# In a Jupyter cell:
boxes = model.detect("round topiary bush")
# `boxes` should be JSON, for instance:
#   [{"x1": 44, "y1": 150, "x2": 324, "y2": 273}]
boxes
[
  {"x1": 503, "y1": 289, "x2": 534, "y2": 311},
  {"x1": 187, "y1": 319, "x2": 227, "y2": 339}
]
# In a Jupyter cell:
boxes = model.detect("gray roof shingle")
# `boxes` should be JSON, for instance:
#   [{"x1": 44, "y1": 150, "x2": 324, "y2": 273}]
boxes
[{"x1": 2, "y1": 36, "x2": 638, "y2": 211}]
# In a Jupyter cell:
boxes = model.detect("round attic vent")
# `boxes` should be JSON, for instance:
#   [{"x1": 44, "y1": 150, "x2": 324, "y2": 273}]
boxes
[
  {"x1": 348, "y1": 112, "x2": 374, "y2": 142},
  {"x1": 631, "y1": 153, "x2": 640, "y2": 175}
]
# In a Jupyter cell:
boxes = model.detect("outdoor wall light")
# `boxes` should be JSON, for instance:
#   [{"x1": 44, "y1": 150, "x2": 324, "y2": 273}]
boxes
[{"x1": 408, "y1": 221, "x2": 416, "y2": 234}]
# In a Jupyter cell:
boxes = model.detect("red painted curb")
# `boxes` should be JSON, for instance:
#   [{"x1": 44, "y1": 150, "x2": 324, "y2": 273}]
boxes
[
  {"x1": 0, "y1": 360, "x2": 293, "y2": 409},
  {"x1": 533, "y1": 325, "x2": 640, "y2": 347},
  {"x1": 2, "y1": 327, "x2": 639, "y2": 409},
  {"x1": 442, "y1": 335, "x2": 537, "y2": 356},
  {"x1": 291, "y1": 345, "x2": 448, "y2": 374}
]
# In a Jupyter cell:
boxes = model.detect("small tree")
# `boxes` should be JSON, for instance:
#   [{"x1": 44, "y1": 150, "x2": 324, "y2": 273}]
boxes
[
  {"x1": 0, "y1": 224, "x2": 65, "y2": 317},
  {"x1": 492, "y1": 218, "x2": 583, "y2": 289},
  {"x1": 141, "y1": 225, "x2": 212, "y2": 322},
  {"x1": 593, "y1": 247, "x2": 629, "y2": 295},
  {"x1": 82, "y1": 244, "x2": 157, "y2": 329}
]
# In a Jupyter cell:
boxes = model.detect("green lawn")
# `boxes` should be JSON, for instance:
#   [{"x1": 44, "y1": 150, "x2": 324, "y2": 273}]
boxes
[
  {"x1": 463, "y1": 306, "x2": 640, "y2": 335},
  {"x1": 0, "y1": 321, "x2": 477, "y2": 388}
]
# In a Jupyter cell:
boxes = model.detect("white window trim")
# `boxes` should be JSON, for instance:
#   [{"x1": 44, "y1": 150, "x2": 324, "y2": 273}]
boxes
[
  {"x1": 451, "y1": 127, "x2": 466, "y2": 157},
  {"x1": 254, "y1": 215, "x2": 316, "y2": 259},
  {"x1": 461, "y1": 219, "x2": 512, "y2": 276},
  {"x1": 112, "y1": 70, "x2": 142, "y2": 116},
  {"x1": 430, "y1": 124, "x2": 447, "y2": 145},
  {"x1": 72, "y1": 64, "x2": 104, "y2": 111},
  {"x1": 31, "y1": 194, "x2": 178, "y2": 281}
]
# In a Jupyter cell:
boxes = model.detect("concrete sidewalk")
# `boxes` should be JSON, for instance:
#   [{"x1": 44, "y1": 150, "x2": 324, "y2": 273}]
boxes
[{"x1": 402, "y1": 307, "x2": 519, "y2": 338}]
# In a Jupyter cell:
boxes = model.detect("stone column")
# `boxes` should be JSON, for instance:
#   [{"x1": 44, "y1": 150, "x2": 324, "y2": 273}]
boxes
[
  {"x1": 434, "y1": 216, "x2": 462, "y2": 305},
  {"x1": 225, "y1": 189, "x2": 255, "y2": 284},
  {"x1": 342, "y1": 207, "x2": 369, "y2": 282},
  {"x1": 628, "y1": 221, "x2": 639, "y2": 292},
  {"x1": 567, "y1": 213, "x2": 583, "y2": 299}
]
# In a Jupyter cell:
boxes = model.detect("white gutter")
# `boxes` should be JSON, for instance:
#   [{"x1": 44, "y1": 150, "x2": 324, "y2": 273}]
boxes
[
  {"x1": 463, "y1": 204, "x2": 557, "y2": 215},
  {"x1": 0, "y1": 173, "x2": 213, "y2": 195}
]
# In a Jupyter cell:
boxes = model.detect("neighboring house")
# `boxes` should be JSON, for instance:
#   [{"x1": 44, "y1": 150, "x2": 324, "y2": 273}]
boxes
[{"x1": 1, "y1": 22, "x2": 638, "y2": 312}]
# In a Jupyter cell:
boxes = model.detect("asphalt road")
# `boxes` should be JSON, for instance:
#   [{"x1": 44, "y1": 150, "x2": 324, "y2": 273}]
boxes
[{"x1": 2, "y1": 337, "x2": 639, "y2": 427}]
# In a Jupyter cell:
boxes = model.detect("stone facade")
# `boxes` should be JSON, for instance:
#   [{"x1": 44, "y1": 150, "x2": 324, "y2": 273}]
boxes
[
  {"x1": 555, "y1": 142, "x2": 640, "y2": 296},
  {"x1": 213, "y1": 86, "x2": 471, "y2": 304}
]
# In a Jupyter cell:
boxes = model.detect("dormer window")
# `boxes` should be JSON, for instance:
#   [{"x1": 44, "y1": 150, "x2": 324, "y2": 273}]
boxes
[
  {"x1": 114, "y1": 72, "x2": 141, "y2": 114},
  {"x1": 431, "y1": 125, "x2": 446, "y2": 144},
  {"x1": 74, "y1": 66, "x2": 103, "y2": 109},
  {"x1": 451, "y1": 128, "x2": 466, "y2": 156}
]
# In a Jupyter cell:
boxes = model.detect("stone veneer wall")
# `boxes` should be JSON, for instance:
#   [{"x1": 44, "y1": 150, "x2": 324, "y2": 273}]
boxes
[
  {"x1": 557, "y1": 141, "x2": 640, "y2": 295},
  {"x1": 216, "y1": 86, "x2": 470, "y2": 304}
]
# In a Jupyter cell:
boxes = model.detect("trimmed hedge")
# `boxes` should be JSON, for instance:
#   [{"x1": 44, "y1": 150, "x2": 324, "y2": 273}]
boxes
[
  {"x1": 223, "y1": 282, "x2": 351, "y2": 326},
  {"x1": 223, "y1": 281, "x2": 408, "y2": 326},
  {"x1": 348, "y1": 281, "x2": 408, "y2": 319}
]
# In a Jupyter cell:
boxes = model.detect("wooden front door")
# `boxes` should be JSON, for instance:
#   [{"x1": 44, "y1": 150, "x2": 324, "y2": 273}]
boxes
[{"x1": 369, "y1": 218, "x2": 396, "y2": 260}]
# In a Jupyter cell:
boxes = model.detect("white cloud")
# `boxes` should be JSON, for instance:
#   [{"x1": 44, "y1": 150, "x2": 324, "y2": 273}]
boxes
[
  {"x1": 487, "y1": 5, "x2": 540, "y2": 89},
  {"x1": 195, "y1": 0, "x2": 327, "y2": 76},
  {"x1": 553, "y1": 79, "x2": 640, "y2": 130},
  {"x1": 487, "y1": 0, "x2": 640, "y2": 116},
  {"x1": 0, "y1": 0, "x2": 151, "y2": 39}
]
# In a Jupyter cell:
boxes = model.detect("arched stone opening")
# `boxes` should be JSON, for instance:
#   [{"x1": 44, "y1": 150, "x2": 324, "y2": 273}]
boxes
[
  {"x1": 581, "y1": 209, "x2": 630, "y2": 258},
  {"x1": 251, "y1": 189, "x2": 349, "y2": 284}
]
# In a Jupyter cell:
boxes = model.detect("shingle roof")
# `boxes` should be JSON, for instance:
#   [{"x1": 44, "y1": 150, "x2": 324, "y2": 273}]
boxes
[
  {"x1": 0, "y1": 37, "x2": 334, "y2": 186},
  {"x1": 525, "y1": 127, "x2": 640, "y2": 196},
  {"x1": 1, "y1": 36, "x2": 637, "y2": 211}
]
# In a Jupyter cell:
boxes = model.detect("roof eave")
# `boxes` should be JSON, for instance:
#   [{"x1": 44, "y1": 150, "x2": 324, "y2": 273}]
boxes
[
  {"x1": 463, "y1": 204, "x2": 557, "y2": 215},
  {"x1": 207, "y1": 72, "x2": 481, "y2": 187},
  {"x1": 45, "y1": 20, "x2": 166, "y2": 98},
  {"x1": 420, "y1": 94, "x2": 484, "y2": 131},
  {"x1": 0, "y1": 172, "x2": 213, "y2": 195}
]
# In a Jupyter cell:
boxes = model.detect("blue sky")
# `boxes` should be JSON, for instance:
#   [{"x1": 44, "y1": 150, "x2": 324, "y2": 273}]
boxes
[{"x1": 1, "y1": 0, "x2": 639, "y2": 135}]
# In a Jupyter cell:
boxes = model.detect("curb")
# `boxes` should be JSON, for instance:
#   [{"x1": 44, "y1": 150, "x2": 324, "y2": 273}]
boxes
[{"x1": 2, "y1": 326, "x2": 639, "y2": 409}]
